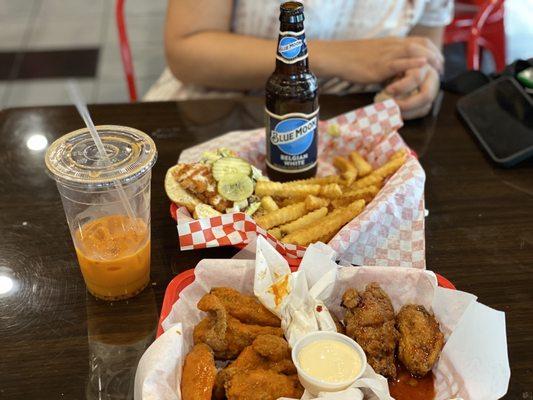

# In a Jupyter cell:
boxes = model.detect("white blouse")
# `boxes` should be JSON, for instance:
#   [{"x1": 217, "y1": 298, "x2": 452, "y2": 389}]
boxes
[{"x1": 144, "y1": 0, "x2": 453, "y2": 101}]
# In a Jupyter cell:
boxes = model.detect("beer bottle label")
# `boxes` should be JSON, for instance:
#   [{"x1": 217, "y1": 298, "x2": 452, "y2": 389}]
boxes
[
  {"x1": 276, "y1": 30, "x2": 308, "y2": 64},
  {"x1": 265, "y1": 108, "x2": 319, "y2": 173}
]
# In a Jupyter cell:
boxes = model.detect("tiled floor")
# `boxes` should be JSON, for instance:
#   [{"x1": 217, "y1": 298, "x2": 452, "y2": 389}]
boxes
[
  {"x1": 0, "y1": 0, "x2": 531, "y2": 109},
  {"x1": 0, "y1": 0, "x2": 166, "y2": 108}
]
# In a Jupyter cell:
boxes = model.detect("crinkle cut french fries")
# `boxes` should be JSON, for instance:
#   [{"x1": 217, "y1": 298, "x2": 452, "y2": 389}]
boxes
[{"x1": 251, "y1": 149, "x2": 408, "y2": 246}]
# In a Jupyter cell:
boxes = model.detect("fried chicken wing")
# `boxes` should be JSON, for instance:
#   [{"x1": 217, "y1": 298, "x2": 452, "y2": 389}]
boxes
[
  {"x1": 251, "y1": 333, "x2": 292, "y2": 362},
  {"x1": 396, "y1": 304, "x2": 445, "y2": 377},
  {"x1": 342, "y1": 283, "x2": 399, "y2": 378},
  {"x1": 194, "y1": 294, "x2": 283, "y2": 359},
  {"x1": 331, "y1": 313, "x2": 346, "y2": 334},
  {"x1": 210, "y1": 287, "x2": 281, "y2": 327},
  {"x1": 213, "y1": 335, "x2": 296, "y2": 400},
  {"x1": 181, "y1": 344, "x2": 217, "y2": 400},
  {"x1": 225, "y1": 370, "x2": 304, "y2": 400}
]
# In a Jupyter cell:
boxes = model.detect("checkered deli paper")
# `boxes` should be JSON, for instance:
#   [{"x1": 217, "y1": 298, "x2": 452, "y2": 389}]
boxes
[{"x1": 175, "y1": 100, "x2": 426, "y2": 268}]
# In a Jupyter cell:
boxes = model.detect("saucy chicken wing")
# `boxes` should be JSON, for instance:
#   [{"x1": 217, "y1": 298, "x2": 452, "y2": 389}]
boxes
[
  {"x1": 193, "y1": 293, "x2": 283, "y2": 359},
  {"x1": 342, "y1": 283, "x2": 399, "y2": 378},
  {"x1": 210, "y1": 287, "x2": 281, "y2": 327},
  {"x1": 396, "y1": 304, "x2": 445, "y2": 377},
  {"x1": 214, "y1": 335, "x2": 296, "y2": 400},
  {"x1": 225, "y1": 369, "x2": 304, "y2": 400},
  {"x1": 180, "y1": 344, "x2": 217, "y2": 400}
]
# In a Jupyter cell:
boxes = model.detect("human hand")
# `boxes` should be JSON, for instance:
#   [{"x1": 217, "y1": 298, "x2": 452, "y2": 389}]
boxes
[
  {"x1": 330, "y1": 36, "x2": 443, "y2": 85},
  {"x1": 385, "y1": 65, "x2": 440, "y2": 120}
]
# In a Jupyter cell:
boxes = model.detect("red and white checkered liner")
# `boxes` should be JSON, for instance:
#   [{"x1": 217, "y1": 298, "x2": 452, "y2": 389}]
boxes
[{"x1": 176, "y1": 100, "x2": 426, "y2": 268}]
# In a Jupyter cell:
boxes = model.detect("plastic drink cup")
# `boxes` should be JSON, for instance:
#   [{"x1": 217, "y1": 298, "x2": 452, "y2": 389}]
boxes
[{"x1": 45, "y1": 125, "x2": 157, "y2": 301}]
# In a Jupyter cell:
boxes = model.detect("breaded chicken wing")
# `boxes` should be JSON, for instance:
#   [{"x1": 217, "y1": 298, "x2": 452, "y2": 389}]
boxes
[
  {"x1": 213, "y1": 335, "x2": 296, "y2": 400},
  {"x1": 396, "y1": 304, "x2": 444, "y2": 377},
  {"x1": 225, "y1": 369, "x2": 304, "y2": 400},
  {"x1": 193, "y1": 294, "x2": 283, "y2": 360},
  {"x1": 210, "y1": 287, "x2": 281, "y2": 327},
  {"x1": 181, "y1": 344, "x2": 217, "y2": 400},
  {"x1": 342, "y1": 283, "x2": 399, "y2": 378}
]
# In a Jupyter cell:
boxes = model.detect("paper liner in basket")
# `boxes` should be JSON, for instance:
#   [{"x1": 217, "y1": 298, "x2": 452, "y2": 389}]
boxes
[
  {"x1": 134, "y1": 243, "x2": 510, "y2": 400},
  {"x1": 175, "y1": 100, "x2": 426, "y2": 268}
]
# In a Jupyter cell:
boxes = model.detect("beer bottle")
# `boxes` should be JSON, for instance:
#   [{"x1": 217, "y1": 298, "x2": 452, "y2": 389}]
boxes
[{"x1": 265, "y1": 1, "x2": 319, "y2": 182}]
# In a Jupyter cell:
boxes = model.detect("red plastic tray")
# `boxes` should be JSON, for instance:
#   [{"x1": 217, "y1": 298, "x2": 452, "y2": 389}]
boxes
[{"x1": 156, "y1": 266, "x2": 456, "y2": 338}]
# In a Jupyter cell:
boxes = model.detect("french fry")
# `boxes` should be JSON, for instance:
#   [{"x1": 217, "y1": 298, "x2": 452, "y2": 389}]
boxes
[
  {"x1": 318, "y1": 230, "x2": 338, "y2": 244},
  {"x1": 278, "y1": 197, "x2": 301, "y2": 207},
  {"x1": 319, "y1": 183, "x2": 343, "y2": 199},
  {"x1": 282, "y1": 200, "x2": 365, "y2": 246},
  {"x1": 351, "y1": 152, "x2": 406, "y2": 189},
  {"x1": 373, "y1": 151, "x2": 407, "y2": 177},
  {"x1": 261, "y1": 196, "x2": 279, "y2": 212},
  {"x1": 268, "y1": 228, "x2": 282, "y2": 239},
  {"x1": 390, "y1": 148, "x2": 408, "y2": 160},
  {"x1": 333, "y1": 156, "x2": 357, "y2": 186},
  {"x1": 254, "y1": 202, "x2": 307, "y2": 230},
  {"x1": 305, "y1": 195, "x2": 330, "y2": 210},
  {"x1": 278, "y1": 207, "x2": 328, "y2": 235},
  {"x1": 341, "y1": 185, "x2": 380, "y2": 203},
  {"x1": 331, "y1": 198, "x2": 354, "y2": 209},
  {"x1": 351, "y1": 174, "x2": 384, "y2": 190},
  {"x1": 349, "y1": 151, "x2": 373, "y2": 177},
  {"x1": 255, "y1": 181, "x2": 321, "y2": 198},
  {"x1": 285, "y1": 175, "x2": 340, "y2": 186}
]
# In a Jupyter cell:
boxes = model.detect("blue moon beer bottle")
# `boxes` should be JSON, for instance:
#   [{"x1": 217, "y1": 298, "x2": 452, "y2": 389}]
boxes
[{"x1": 265, "y1": 1, "x2": 318, "y2": 181}]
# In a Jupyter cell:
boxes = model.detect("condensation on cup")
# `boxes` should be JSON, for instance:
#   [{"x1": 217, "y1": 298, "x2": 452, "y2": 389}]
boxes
[{"x1": 45, "y1": 125, "x2": 157, "y2": 301}]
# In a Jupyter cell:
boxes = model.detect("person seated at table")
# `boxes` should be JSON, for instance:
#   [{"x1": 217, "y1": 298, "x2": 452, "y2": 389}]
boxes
[{"x1": 145, "y1": 0, "x2": 452, "y2": 120}]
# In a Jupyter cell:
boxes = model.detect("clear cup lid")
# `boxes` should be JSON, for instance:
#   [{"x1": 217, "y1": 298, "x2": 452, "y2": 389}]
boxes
[{"x1": 45, "y1": 125, "x2": 157, "y2": 189}]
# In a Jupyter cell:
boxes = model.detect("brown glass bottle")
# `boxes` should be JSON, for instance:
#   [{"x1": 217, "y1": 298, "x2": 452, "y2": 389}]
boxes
[{"x1": 265, "y1": 1, "x2": 319, "y2": 182}]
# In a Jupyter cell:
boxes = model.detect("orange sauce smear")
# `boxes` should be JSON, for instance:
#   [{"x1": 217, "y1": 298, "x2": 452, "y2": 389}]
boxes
[
  {"x1": 74, "y1": 215, "x2": 150, "y2": 301},
  {"x1": 389, "y1": 363, "x2": 435, "y2": 400}
]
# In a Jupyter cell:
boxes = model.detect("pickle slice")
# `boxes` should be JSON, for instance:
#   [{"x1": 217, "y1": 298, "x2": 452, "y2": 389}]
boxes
[
  {"x1": 245, "y1": 201, "x2": 261, "y2": 216},
  {"x1": 217, "y1": 174, "x2": 254, "y2": 202},
  {"x1": 193, "y1": 203, "x2": 222, "y2": 219},
  {"x1": 212, "y1": 157, "x2": 251, "y2": 182}
]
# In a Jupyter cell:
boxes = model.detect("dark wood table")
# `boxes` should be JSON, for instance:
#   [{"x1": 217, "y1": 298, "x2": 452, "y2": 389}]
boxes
[{"x1": 0, "y1": 94, "x2": 531, "y2": 399}]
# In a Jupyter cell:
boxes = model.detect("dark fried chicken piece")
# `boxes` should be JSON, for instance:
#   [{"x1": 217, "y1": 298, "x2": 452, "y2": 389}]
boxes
[
  {"x1": 210, "y1": 287, "x2": 281, "y2": 327},
  {"x1": 331, "y1": 313, "x2": 346, "y2": 334},
  {"x1": 342, "y1": 283, "x2": 399, "y2": 378},
  {"x1": 225, "y1": 369, "x2": 304, "y2": 400},
  {"x1": 213, "y1": 335, "x2": 296, "y2": 400},
  {"x1": 172, "y1": 163, "x2": 232, "y2": 212},
  {"x1": 396, "y1": 304, "x2": 445, "y2": 377},
  {"x1": 181, "y1": 344, "x2": 217, "y2": 400},
  {"x1": 193, "y1": 294, "x2": 283, "y2": 360}
]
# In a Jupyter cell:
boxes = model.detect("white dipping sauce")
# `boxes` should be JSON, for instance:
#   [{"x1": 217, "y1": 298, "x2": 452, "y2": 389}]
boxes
[{"x1": 298, "y1": 339, "x2": 362, "y2": 383}]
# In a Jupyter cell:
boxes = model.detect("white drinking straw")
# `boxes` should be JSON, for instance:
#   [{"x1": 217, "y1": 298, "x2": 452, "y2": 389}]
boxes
[{"x1": 67, "y1": 80, "x2": 135, "y2": 221}]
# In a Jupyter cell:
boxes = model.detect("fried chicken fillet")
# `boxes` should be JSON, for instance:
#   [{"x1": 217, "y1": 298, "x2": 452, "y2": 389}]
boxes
[
  {"x1": 213, "y1": 335, "x2": 296, "y2": 400},
  {"x1": 210, "y1": 287, "x2": 281, "y2": 327},
  {"x1": 225, "y1": 369, "x2": 304, "y2": 400},
  {"x1": 181, "y1": 344, "x2": 217, "y2": 400},
  {"x1": 342, "y1": 283, "x2": 399, "y2": 378},
  {"x1": 172, "y1": 163, "x2": 232, "y2": 212},
  {"x1": 193, "y1": 294, "x2": 283, "y2": 359},
  {"x1": 396, "y1": 304, "x2": 445, "y2": 377}
]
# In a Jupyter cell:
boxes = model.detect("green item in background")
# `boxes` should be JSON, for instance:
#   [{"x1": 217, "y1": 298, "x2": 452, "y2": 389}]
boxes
[{"x1": 517, "y1": 67, "x2": 533, "y2": 88}]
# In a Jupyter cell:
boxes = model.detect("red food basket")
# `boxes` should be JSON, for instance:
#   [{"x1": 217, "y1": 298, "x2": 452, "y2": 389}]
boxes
[{"x1": 156, "y1": 264, "x2": 455, "y2": 338}]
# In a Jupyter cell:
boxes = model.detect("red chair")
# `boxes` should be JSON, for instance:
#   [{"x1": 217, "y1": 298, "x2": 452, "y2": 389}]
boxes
[
  {"x1": 444, "y1": 0, "x2": 506, "y2": 72},
  {"x1": 115, "y1": 0, "x2": 138, "y2": 102}
]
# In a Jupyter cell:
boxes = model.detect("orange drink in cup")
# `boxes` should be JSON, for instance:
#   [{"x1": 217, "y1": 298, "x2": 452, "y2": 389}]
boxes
[{"x1": 45, "y1": 125, "x2": 157, "y2": 300}]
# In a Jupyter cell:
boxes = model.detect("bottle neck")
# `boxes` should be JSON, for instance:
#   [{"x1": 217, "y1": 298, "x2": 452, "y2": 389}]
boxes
[{"x1": 275, "y1": 19, "x2": 309, "y2": 75}]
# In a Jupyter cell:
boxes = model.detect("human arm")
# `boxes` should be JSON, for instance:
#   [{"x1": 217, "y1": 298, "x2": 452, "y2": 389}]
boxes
[{"x1": 164, "y1": 0, "x2": 443, "y2": 90}]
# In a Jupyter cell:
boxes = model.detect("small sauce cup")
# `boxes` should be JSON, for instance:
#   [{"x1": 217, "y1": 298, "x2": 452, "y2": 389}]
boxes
[{"x1": 292, "y1": 331, "x2": 367, "y2": 395}]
